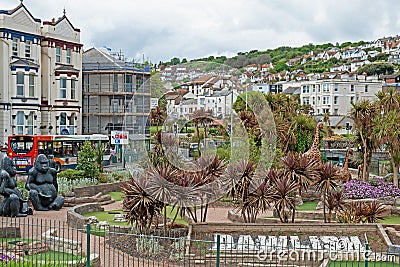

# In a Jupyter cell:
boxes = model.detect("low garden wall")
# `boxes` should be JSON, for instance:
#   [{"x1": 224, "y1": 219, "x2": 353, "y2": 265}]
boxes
[
  {"x1": 67, "y1": 203, "x2": 104, "y2": 228},
  {"x1": 72, "y1": 181, "x2": 125, "y2": 197}
]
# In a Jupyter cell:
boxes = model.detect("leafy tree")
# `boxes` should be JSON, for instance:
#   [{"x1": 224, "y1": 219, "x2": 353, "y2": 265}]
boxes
[
  {"x1": 77, "y1": 141, "x2": 100, "y2": 178},
  {"x1": 357, "y1": 62, "x2": 395, "y2": 76}
]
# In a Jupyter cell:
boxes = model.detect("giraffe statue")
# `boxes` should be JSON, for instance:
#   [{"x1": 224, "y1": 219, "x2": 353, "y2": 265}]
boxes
[
  {"x1": 340, "y1": 148, "x2": 353, "y2": 182},
  {"x1": 304, "y1": 122, "x2": 324, "y2": 163}
]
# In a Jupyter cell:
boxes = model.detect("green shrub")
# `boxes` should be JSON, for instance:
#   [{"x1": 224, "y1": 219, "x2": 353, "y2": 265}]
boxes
[{"x1": 57, "y1": 169, "x2": 86, "y2": 180}]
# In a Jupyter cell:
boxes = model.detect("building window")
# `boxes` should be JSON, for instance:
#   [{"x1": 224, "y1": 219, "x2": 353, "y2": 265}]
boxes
[
  {"x1": 112, "y1": 100, "x2": 118, "y2": 112},
  {"x1": 71, "y1": 79, "x2": 76, "y2": 99},
  {"x1": 59, "y1": 112, "x2": 67, "y2": 133},
  {"x1": 350, "y1": 96, "x2": 355, "y2": 103},
  {"x1": 16, "y1": 111, "x2": 24, "y2": 134},
  {"x1": 334, "y1": 109, "x2": 339, "y2": 115},
  {"x1": 113, "y1": 74, "x2": 118, "y2": 92},
  {"x1": 125, "y1": 74, "x2": 132, "y2": 92},
  {"x1": 26, "y1": 112, "x2": 34, "y2": 134},
  {"x1": 28, "y1": 74, "x2": 34, "y2": 97},
  {"x1": 16, "y1": 72, "x2": 24, "y2": 96},
  {"x1": 365, "y1": 85, "x2": 368, "y2": 92},
  {"x1": 66, "y1": 48, "x2": 71, "y2": 64},
  {"x1": 323, "y1": 84, "x2": 329, "y2": 92},
  {"x1": 302, "y1": 85, "x2": 310, "y2": 93},
  {"x1": 323, "y1": 96, "x2": 330, "y2": 105},
  {"x1": 302, "y1": 97, "x2": 310, "y2": 105},
  {"x1": 322, "y1": 108, "x2": 330, "y2": 114},
  {"x1": 69, "y1": 114, "x2": 75, "y2": 135},
  {"x1": 351, "y1": 84, "x2": 355, "y2": 92},
  {"x1": 12, "y1": 38, "x2": 18, "y2": 57},
  {"x1": 25, "y1": 41, "x2": 31, "y2": 58},
  {"x1": 334, "y1": 96, "x2": 339, "y2": 105},
  {"x1": 334, "y1": 83, "x2": 339, "y2": 92},
  {"x1": 56, "y1": 47, "x2": 61, "y2": 63},
  {"x1": 60, "y1": 78, "x2": 67, "y2": 98},
  {"x1": 16, "y1": 72, "x2": 25, "y2": 96}
]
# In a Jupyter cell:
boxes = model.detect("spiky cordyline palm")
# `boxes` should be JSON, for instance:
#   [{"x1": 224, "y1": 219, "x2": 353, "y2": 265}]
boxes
[
  {"x1": 269, "y1": 169, "x2": 299, "y2": 223},
  {"x1": 227, "y1": 160, "x2": 256, "y2": 203},
  {"x1": 282, "y1": 152, "x2": 318, "y2": 196},
  {"x1": 149, "y1": 106, "x2": 166, "y2": 132},
  {"x1": 122, "y1": 177, "x2": 163, "y2": 233},
  {"x1": 325, "y1": 190, "x2": 347, "y2": 223},
  {"x1": 240, "y1": 177, "x2": 274, "y2": 223},
  {"x1": 314, "y1": 162, "x2": 340, "y2": 223},
  {"x1": 362, "y1": 200, "x2": 387, "y2": 223},
  {"x1": 191, "y1": 108, "x2": 213, "y2": 157}
]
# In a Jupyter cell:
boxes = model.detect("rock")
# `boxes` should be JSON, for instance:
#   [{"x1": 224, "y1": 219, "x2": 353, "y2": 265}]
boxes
[
  {"x1": 381, "y1": 205, "x2": 392, "y2": 216},
  {"x1": 294, "y1": 195, "x2": 303, "y2": 206},
  {"x1": 87, "y1": 216, "x2": 99, "y2": 224},
  {"x1": 113, "y1": 214, "x2": 127, "y2": 222},
  {"x1": 97, "y1": 221, "x2": 110, "y2": 230},
  {"x1": 316, "y1": 200, "x2": 324, "y2": 211}
]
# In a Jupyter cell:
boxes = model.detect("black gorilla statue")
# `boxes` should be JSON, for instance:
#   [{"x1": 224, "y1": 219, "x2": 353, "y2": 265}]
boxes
[
  {"x1": 0, "y1": 156, "x2": 32, "y2": 217},
  {"x1": 26, "y1": 154, "x2": 64, "y2": 211}
]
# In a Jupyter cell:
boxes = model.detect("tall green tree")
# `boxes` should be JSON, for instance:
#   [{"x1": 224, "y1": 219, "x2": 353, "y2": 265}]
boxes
[
  {"x1": 374, "y1": 88, "x2": 400, "y2": 187},
  {"x1": 350, "y1": 100, "x2": 379, "y2": 181}
]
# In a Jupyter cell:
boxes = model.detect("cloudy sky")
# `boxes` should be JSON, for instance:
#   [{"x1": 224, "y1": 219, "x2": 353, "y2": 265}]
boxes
[{"x1": 2, "y1": 0, "x2": 400, "y2": 63}]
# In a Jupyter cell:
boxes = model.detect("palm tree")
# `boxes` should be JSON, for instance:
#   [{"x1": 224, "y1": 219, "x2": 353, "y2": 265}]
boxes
[
  {"x1": 149, "y1": 106, "x2": 166, "y2": 132},
  {"x1": 240, "y1": 177, "x2": 274, "y2": 223},
  {"x1": 314, "y1": 162, "x2": 340, "y2": 222},
  {"x1": 191, "y1": 108, "x2": 213, "y2": 157},
  {"x1": 373, "y1": 110, "x2": 400, "y2": 187},
  {"x1": 281, "y1": 152, "x2": 319, "y2": 196},
  {"x1": 269, "y1": 169, "x2": 299, "y2": 223},
  {"x1": 227, "y1": 160, "x2": 256, "y2": 203},
  {"x1": 350, "y1": 100, "x2": 379, "y2": 181},
  {"x1": 122, "y1": 177, "x2": 163, "y2": 233},
  {"x1": 374, "y1": 88, "x2": 400, "y2": 187},
  {"x1": 325, "y1": 189, "x2": 346, "y2": 223}
]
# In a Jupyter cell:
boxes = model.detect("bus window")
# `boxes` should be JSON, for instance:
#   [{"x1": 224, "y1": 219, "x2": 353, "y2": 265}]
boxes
[
  {"x1": 53, "y1": 141, "x2": 62, "y2": 157},
  {"x1": 10, "y1": 136, "x2": 34, "y2": 154}
]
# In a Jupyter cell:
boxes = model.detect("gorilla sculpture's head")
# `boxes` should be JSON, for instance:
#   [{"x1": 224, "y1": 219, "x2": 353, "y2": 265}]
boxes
[
  {"x1": 1, "y1": 156, "x2": 16, "y2": 176},
  {"x1": 35, "y1": 154, "x2": 49, "y2": 173}
]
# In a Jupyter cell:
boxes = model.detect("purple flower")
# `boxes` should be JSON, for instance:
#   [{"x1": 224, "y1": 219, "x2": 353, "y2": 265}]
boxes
[{"x1": 343, "y1": 178, "x2": 400, "y2": 199}]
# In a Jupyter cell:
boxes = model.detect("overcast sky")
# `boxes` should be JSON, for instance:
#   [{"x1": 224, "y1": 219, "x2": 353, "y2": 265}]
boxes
[{"x1": 3, "y1": 0, "x2": 400, "y2": 63}]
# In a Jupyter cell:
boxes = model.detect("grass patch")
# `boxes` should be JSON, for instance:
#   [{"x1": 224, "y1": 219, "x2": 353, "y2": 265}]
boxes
[
  {"x1": 380, "y1": 216, "x2": 400, "y2": 224},
  {"x1": 23, "y1": 251, "x2": 83, "y2": 262},
  {"x1": 108, "y1": 191, "x2": 123, "y2": 201},
  {"x1": 83, "y1": 209, "x2": 129, "y2": 226},
  {"x1": 296, "y1": 201, "x2": 318, "y2": 211},
  {"x1": 163, "y1": 206, "x2": 188, "y2": 226},
  {"x1": 330, "y1": 261, "x2": 400, "y2": 267}
]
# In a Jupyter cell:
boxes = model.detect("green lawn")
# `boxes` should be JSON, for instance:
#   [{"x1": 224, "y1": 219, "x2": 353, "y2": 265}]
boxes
[
  {"x1": 380, "y1": 216, "x2": 400, "y2": 224},
  {"x1": 164, "y1": 206, "x2": 188, "y2": 226},
  {"x1": 23, "y1": 251, "x2": 83, "y2": 262},
  {"x1": 107, "y1": 191, "x2": 123, "y2": 201},
  {"x1": 296, "y1": 201, "x2": 318, "y2": 211},
  {"x1": 330, "y1": 261, "x2": 400, "y2": 267},
  {"x1": 83, "y1": 209, "x2": 129, "y2": 226}
]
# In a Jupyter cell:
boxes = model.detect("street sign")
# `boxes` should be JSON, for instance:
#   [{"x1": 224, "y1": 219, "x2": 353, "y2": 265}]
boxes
[{"x1": 111, "y1": 131, "x2": 129, "y2": 145}]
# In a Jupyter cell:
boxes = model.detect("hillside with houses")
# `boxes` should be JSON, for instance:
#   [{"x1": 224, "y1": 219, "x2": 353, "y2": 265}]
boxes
[{"x1": 154, "y1": 35, "x2": 400, "y2": 134}]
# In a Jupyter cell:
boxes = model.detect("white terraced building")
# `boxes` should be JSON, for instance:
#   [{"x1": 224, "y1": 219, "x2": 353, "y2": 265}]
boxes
[{"x1": 0, "y1": 2, "x2": 83, "y2": 145}]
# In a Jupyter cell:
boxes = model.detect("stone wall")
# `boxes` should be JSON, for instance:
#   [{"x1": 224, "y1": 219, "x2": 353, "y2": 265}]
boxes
[
  {"x1": 191, "y1": 222, "x2": 380, "y2": 235},
  {"x1": 72, "y1": 181, "x2": 126, "y2": 197},
  {"x1": 67, "y1": 203, "x2": 104, "y2": 228}
]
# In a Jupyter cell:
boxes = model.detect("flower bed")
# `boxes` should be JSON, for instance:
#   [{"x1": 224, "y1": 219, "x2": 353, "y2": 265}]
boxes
[{"x1": 343, "y1": 177, "x2": 400, "y2": 199}]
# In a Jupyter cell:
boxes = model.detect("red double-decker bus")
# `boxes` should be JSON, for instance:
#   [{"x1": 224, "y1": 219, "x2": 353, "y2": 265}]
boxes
[{"x1": 7, "y1": 134, "x2": 110, "y2": 172}]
